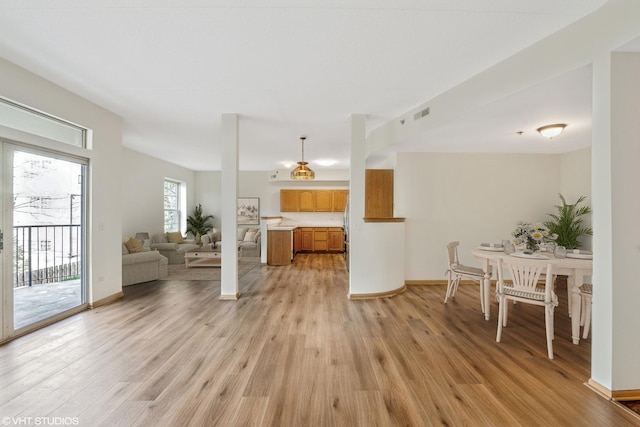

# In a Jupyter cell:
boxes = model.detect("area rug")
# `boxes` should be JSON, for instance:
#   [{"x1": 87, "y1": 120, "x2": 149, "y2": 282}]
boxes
[{"x1": 166, "y1": 257, "x2": 261, "y2": 281}]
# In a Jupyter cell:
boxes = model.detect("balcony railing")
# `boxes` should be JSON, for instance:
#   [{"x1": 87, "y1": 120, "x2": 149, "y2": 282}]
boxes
[{"x1": 13, "y1": 224, "x2": 81, "y2": 288}]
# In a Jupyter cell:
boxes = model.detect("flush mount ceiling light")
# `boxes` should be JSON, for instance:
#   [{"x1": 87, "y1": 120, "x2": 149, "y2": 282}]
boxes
[
  {"x1": 291, "y1": 136, "x2": 315, "y2": 180},
  {"x1": 315, "y1": 159, "x2": 337, "y2": 167},
  {"x1": 537, "y1": 123, "x2": 567, "y2": 139}
]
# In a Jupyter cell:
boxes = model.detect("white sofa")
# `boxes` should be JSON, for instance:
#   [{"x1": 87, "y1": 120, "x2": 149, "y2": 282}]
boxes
[
  {"x1": 150, "y1": 233, "x2": 199, "y2": 264},
  {"x1": 122, "y1": 243, "x2": 168, "y2": 286},
  {"x1": 201, "y1": 227, "x2": 261, "y2": 257}
]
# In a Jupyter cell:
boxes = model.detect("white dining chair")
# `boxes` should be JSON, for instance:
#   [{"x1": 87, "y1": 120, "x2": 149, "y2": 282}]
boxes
[
  {"x1": 580, "y1": 283, "x2": 593, "y2": 339},
  {"x1": 444, "y1": 241, "x2": 487, "y2": 314},
  {"x1": 495, "y1": 257, "x2": 558, "y2": 359}
]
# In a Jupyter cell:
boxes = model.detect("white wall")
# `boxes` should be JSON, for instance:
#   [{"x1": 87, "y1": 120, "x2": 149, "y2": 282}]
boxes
[
  {"x1": 0, "y1": 57, "x2": 123, "y2": 303},
  {"x1": 560, "y1": 147, "x2": 593, "y2": 250},
  {"x1": 121, "y1": 148, "x2": 195, "y2": 239},
  {"x1": 395, "y1": 152, "x2": 572, "y2": 280}
]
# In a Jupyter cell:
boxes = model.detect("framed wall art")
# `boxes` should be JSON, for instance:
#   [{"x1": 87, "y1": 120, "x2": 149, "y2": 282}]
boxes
[{"x1": 237, "y1": 197, "x2": 260, "y2": 225}]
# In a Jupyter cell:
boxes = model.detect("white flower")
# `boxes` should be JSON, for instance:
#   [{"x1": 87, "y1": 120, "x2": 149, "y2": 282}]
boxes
[{"x1": 511, "y1": 221, "x2": 556, "y2": 244}]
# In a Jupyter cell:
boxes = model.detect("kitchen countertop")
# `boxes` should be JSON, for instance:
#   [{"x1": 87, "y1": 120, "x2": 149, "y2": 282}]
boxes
[{"x1": 268, "y1": 222, "x2": 344, "y2": 230}]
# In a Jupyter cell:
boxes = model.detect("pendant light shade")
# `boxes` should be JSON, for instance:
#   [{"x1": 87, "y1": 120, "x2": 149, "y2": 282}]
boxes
[{"x1": 291, "y1": 136, "x2": 315, "y2": 180}]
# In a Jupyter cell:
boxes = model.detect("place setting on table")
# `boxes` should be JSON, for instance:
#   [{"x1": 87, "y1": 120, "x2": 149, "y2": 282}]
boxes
[{"x1": 476, "y1": 222, "x2": 592, "y2": 260}]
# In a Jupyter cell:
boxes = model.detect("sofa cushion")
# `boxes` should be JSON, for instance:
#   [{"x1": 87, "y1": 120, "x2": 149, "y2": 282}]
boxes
[
  {"x1": 237, "y1": 228, "x2": 248, "y2": 241},
  {"x1": 167, "y1": 231, "x2": 184, "y2": 244},
  {"x1": 124, "y1": 237, "x2": 144, "y2": 253},
  {"x1": 153, "y1": 233, "x2": 169, "y2": 244},
  {"x1": 244, "y1": 229, "x2": 259, "y2": 242}
]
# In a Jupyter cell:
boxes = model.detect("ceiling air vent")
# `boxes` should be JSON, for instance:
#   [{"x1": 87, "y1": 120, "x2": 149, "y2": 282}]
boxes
[{"x1": 414, "y1": 107, "x2": 430, "y2": 121}]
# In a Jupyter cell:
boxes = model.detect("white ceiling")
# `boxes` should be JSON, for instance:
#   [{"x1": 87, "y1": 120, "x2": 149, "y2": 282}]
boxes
[{"x1": 0, "y1": 0, "x2": 612, "y2": 171}]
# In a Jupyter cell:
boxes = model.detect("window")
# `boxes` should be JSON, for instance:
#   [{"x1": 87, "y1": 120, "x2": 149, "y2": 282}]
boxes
[
  {"x1": 164, "y1": 180, "x2": 180, "y2": 232},
  {"x1": 0, "y1": 97, "x2": 86, "y2": 148}
]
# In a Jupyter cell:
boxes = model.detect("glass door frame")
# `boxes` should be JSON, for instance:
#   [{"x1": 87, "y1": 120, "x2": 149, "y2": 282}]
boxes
[{"x1": 1, "y1": 139, "x2": 88, "y2": 342}]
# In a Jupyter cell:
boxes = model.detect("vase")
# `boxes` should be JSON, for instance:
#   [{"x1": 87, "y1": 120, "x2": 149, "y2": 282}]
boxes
[{"x1": 524, "y1": 238, "x2": 539, "y2": 254}]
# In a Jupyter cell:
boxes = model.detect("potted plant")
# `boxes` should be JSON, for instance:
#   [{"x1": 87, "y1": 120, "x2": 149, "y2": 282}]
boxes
[
  {"x1": 186, "y1": 204, "x2": 214, "y2": 245},
  {"x1": 545, "y1": 194, "x2": 593, "y2": 290},
  {"x1": 544, "y1": 194, "x2": 593, "y2": 249}
]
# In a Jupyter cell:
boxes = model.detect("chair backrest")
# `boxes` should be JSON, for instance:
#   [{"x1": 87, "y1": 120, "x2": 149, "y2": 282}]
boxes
[
  {"x1": 446, "y1": 241, "x2": 460, "y2": 267},
  {"x1": 497, "y1": 257, "x2": 555, "y2": 301}
]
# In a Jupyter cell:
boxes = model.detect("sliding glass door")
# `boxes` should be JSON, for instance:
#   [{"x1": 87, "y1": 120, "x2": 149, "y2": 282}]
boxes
[{"x1": 1, "y1": 141, "x2": 87, "y2": 340}]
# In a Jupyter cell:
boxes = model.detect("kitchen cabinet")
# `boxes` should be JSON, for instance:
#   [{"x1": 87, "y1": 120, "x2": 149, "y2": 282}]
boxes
[
  {"x1": 300, "y1": 228, "x2": 314, "y2": 251},
  {"x1": 293, "y1": 227, "x2": 302, "y2": 254},
  {"x1": 313, "y1": 228, "x2": 328, "y2": 251},
  {"x1": 280, "y1": 190, "x2": 299, "y2": 212},
  {"x1": 328, "y1": 228, "x2": 344, "y2": 252},
  {"x1": 280, "y1": 190, "x2": 349, "y2": 213},
  {"x1": 299, "y1": 190, "x2": 315, "y2": 212},
  {"x1": 315, "y1": 190, "x2": 332, "y2": 212},
  {"x1": 293, "y1": 227, "x2": 344, "y2": 253},
  {"x1": 267, "y1": 230, "x2": 292, "y2": 266},
  {"x1": 332, "y1": 190, "x2": 349, "y2": 212},
  {"x1": 365, "y1": 169, "x2": 394, "y2": 218}
]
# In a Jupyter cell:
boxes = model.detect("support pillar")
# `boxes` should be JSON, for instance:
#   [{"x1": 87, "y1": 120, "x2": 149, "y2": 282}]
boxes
[
  {"x1": 220, "y1": 113, "x2": 239, "y2": 299},
  {"x1": 590, "y1": 51, "x2": 640, "y2": 398}
]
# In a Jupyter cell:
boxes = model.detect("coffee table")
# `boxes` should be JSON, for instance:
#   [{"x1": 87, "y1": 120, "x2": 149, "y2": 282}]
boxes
[{"x1": 184, "y1": 248, "x2": 221, "y2": 268}]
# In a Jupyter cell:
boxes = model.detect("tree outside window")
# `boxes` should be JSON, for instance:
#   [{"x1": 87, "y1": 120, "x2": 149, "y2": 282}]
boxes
[{"x1": 164, "y1": 180, "x2": 180, "y2": 232}]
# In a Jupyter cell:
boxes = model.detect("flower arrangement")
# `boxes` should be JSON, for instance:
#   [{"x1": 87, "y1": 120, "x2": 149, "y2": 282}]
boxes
[{"x1": 512, "y1": 222, "x2": 557, "y2": 253}]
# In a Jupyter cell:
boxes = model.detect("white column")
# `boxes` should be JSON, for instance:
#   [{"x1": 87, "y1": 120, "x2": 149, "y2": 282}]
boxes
[
  {"x1": 348, "y1": 115, "x2": 406, "y2": 297},
  {"x1": 220, "y1": 113, "x2": 239, "y2": 299},
  {"x1": 591, "y1": 51, "x2": 640, "y2": 394},
  {"x1": 348, "y1": 114, "x2": 366, "y2": 295}
]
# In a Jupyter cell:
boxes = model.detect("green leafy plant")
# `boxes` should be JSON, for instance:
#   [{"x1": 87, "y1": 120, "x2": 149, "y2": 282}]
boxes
[
  {"x1": 186, "y1": 204, "x2": 214, "y2": 243},
  {"x1": 544, "y1": 194, "x2": 593, "y2": 249}
]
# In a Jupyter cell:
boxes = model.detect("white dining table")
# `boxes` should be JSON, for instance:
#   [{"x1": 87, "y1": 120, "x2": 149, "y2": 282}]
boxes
[{"x1": 471, "y1": 248, "x2": 593, "y2": 345}]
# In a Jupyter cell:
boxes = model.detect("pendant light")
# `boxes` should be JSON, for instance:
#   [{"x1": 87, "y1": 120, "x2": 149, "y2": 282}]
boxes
[{"x1": 291, "y1": 136, "x2": 315, "y2": 180}]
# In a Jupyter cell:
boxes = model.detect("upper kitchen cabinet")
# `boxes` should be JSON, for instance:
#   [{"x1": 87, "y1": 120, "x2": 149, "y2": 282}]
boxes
[
  {"x1": 299, "y1": 190, "x2": 315, "y2": 212},
  {"x1": 365, "y1": 169, "x2": 394, "y2": 218},
  {"x1": 315, "y1": 190, "x2": 332, "y2": 212},
  {"x1": 332, "y1": 190, "x2": 349, "y2": 212},
  {"x1": 280, "y1": 190, "x2": 300, "y2": 212},
  {"x1": 280, "y1": 190, "x2": 349, "y2": 213}
]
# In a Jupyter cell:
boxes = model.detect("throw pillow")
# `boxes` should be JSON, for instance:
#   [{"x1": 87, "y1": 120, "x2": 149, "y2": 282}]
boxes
[
  {"x1": 244, "y1": 230, "x2": 258, "y2": 242},
  {"x1": 237, "y1": 228, "x2": 248, "y2": 242},
  {"x1": 124, "y1": 237, "x2": 144, "y2": 253},
  {"x1": 167, "y1": 231, "x2": 184, "y2": 244},
  {"x1": 253, "y1": 230, "x2": 261, "y2": 242}
]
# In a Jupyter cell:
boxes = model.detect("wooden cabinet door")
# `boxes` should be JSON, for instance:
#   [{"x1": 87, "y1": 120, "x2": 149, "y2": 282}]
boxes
[
  {"x1": 280, "y1": 190, "x2": 299, "y2": 212},
  {"x1": 315, "y1": 190, "x2": 332, "y2": 212},
  {"x1": 328, "y1": 228, "x2": 344, "y2": 252},
  {"x1": 301, "y1": 228, "x2": 314, "y2": 251},
  {"x1": 331, "y1": 190, "x2": 349, "y2": 212},
  {"x1": 267, "y1": 230, "x2": 291, "y2": 266},
  {"x1": 299, "y1": 190, "x2": 315, "y2": 212},
  {"x1": 365, "y1": 169, "x2": 394, "y2": 218},
  {"x1": 313, "y1": 228, "x2": 328, "y2": 251},
  {"x1": 293, "y1": 227, "x2": 302, "y2": 254}
]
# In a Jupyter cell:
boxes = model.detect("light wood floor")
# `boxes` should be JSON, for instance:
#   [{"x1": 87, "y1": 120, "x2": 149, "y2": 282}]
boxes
[{"x1": 0, "y1": 253, "x2": 637, "y2": 426}]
